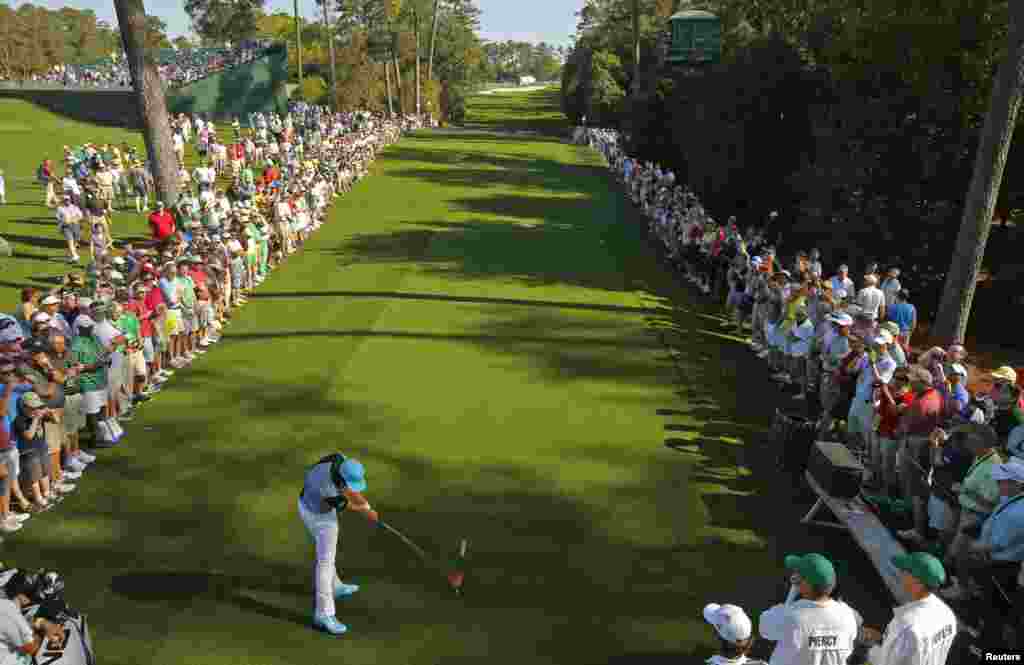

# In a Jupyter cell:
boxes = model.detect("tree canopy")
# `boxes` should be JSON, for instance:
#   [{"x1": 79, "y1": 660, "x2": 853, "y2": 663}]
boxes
[{"x1": 563, "y1": 0, "x2": 1022, "y2": 336}]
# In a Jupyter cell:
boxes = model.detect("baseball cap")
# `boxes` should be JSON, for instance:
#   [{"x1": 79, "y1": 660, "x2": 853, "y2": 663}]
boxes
[
  {"x1": 872, "y1": 331, "x2": 894, "y2": 346},
  {"x1": 950, "y1": 363, "x2": 968, "y2": 378},
  {"x1": 991, "y1": 366, "x2": 1018, "y2": 383},
  {"x1": 991, "y1": 458, "x2": 1024, "y2": 482},
  {"x1": 20, "y1": 392, "x2": 44, "y2": 409},
  {"x1": 40, "y1": 295, "x2": 60, "y2": 306},
  {"x1": 784, "y1": 553, "x2": 836, "y2": 589},
  {"x1": 891, "y1": 552, "x2": 945, "y2": 590},
  {"x1": 339, "y1": 458, "x2": 367, "y2": 492},
  {"x1": 828, "y1": 313, "x2": 853, "y2": 327},
  {"x1": 75, "y1": 315, "x2": 95, "y2": 328},
  {"x1": 703, "y1": 603, "x2": 752, "y2": 644},
  {"x1": 31, "y1": 312, "x2": 51, "y2": 324},
  {"x1": 839, "y1": 264, "x2": 849, "y2": 272}
]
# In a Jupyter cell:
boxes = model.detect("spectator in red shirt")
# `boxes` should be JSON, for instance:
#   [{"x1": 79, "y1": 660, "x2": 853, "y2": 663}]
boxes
[
  {"x1": 124, "y1": 285, "x2": 156, "y2": 394},
  {"x1": 876, "y1": 368, "x2": 914, "y2": 496},
  {"x1": 897, "y1": 364, "x2": 946, "y2": 543},
  {"x1": 148, "y1": 202, "x2": 176, "y2": 243},
  {"x1": 142, "y1": 274, "x2": 167, "y2": 381}
]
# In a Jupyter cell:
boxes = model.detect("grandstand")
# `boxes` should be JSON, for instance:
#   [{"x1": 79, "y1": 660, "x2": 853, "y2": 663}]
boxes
[{"x1": 0, "y1": 43, "x2": 289, "y2": 128}]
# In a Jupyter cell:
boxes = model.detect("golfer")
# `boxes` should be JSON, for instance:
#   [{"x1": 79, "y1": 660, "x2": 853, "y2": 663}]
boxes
[{"x1": 298, "y1": 453, "x2": 378, "y2": 636}]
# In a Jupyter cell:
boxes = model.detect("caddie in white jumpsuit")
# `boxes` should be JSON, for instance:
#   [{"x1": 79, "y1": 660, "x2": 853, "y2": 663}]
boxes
[
  {"x1": 859, "y1": 552, "x2": 958, "y2": 665},
  {"x1": 759, "y1": 553, "x2": 861, "y2": 665},
  {"x1": 298, "y1": 453, "x2": 378, "y2": 635}
]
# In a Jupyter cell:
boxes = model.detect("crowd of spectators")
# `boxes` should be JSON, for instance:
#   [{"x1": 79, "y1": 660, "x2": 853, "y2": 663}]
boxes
[
  {"x1": 3, "y1": 104, "x2": 424, "y2": 539},
  {"x1": 0, "y1": 40, "x2": 275, "y2": 90},
  {"x1": 578, "y1": 127, "x2": 1024, "y2": 662}
]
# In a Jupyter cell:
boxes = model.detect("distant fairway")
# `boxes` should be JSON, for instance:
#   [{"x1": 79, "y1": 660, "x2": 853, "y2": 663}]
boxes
[{"x1": 0, "y1": 90, "x2": 894, "y2": 664}]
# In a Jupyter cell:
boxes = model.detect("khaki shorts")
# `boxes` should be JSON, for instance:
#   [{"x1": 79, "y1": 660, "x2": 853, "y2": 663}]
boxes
[
  {"x1": 128, "y1": 349, "x2": 147, "y2": 378},
  {"x1": 64, "y1": 393, "x2": 86, "y2": 433},
  {"x1": 45, "y1": 416, "x2": 64, "y2": 454}
]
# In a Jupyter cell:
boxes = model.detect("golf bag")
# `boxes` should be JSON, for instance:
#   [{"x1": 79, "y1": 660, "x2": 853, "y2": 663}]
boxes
[{"x1": 0, "y1": 567, "x2": 96, "y2": 665}]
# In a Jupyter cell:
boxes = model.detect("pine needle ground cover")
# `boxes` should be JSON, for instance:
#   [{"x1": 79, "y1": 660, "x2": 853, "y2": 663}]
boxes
[{"x1": 0, "y1": 92, "x2": 891, "y2": 665}]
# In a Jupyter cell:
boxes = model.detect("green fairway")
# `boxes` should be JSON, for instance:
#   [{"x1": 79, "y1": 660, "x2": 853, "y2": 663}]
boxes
[{"x1": 0, "y1": 91, "x2": 892, "y2": 664}]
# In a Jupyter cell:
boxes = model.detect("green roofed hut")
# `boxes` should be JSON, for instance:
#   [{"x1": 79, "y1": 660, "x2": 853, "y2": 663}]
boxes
[{"x1": 667, "y1": 10, "x2": 721, "y2": 66}]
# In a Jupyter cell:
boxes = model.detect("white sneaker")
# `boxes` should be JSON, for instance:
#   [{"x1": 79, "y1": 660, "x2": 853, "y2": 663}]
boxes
[
  {"x1": 111, "y1": 420, "x2": 125, "y2": 438},
  {"x1": 0, "y1": 518, "x2": 22, "y2": 533},
  {"x1": 76, "y1": 451, "x2": 95, "y2": 464},
  {"x1": 55, "y1": 482, "x2": 76, "y2": 494},
  {"x1": 62, "y1": 469, "x2": 83, "y2": 479},
  {"x1": 11, "y1": 513, "x2": 30, "y2": 523}
]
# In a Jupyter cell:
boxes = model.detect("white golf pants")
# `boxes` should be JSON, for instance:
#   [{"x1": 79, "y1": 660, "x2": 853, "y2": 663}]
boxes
[{"x1": 297, "y1": 496, "x2": 343, "y2": 617}]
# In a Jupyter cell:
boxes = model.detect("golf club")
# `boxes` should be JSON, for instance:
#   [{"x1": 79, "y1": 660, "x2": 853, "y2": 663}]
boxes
[{"x1": 377, "y1": 520, "x2": 470, "y2": 594}]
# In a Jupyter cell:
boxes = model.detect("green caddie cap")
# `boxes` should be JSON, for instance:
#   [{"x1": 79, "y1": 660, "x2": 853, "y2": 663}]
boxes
[
  {"x1": 892, "y1": 552, "x2": 946, "y2": 590},
  {"x1": 784, "y1": 553, "x2": 836, "y2": 589}
]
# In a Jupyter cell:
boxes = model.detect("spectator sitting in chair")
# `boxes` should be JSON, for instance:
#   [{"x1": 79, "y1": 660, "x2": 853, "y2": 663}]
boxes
[
  {"x1": 942, "y1": 457, "x2": 1024, "y2": 602},
  {"x1": 920, "y1": 424, "x2": 1001, "y2": 561},
  {"x1": 702, "y1": 602, "x2": 767, "y2": 665}
]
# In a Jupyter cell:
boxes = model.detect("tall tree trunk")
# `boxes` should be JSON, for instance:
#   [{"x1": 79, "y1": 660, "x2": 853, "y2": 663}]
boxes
[
  {"x1": 294, "y1": 0, "x2": 303, "y2": 91},
  {"x1": 112, "y1": 0, "x2": 179, "y2": 207},
  {"x1": 385, "y1": 54, "x2": 394, "y2": 116},
  {"x1": 931, "y1": 1, "x2": 1024, "y2": 345},
  {"x1": 631, "y1": 0, "x2": 641, "y2": 99},
  {"x1": 323, "y1": 1, "x2": 337, "y2": 110},
  {"x1": 427, "y1": 0, "x2": 440, "y2": 82},
  {"x1": 413, "y1": 5, "x2": 421, "y2": 116},
  {"x1": 392, "y1": 32, "x2": 404, "y2": 114}
]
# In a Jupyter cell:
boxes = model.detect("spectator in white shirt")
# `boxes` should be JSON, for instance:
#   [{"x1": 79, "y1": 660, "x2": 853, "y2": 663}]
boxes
[
  {"x1": 759, "y1": 553, "x2": 860, "y2": 665},
  {"x1": 859, "y1": 553, "x2": 957, "y2": 665},
  {"x1": 881, "y1": 268, "x2": 902, "y2": 308},
  {"x1": 829, "y1": 265, "x2": 854, "y2": 298},
  {"x1": 55, "y1": 196, "x2": 82, "y2": 262},
  {"x1": 857, "y1": 274, "x2": 886, "y2": 321}
]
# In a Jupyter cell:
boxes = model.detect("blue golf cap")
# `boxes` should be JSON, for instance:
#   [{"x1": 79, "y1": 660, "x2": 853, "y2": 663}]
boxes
[{"x1": 340, "y1": 459, "x2": 367, "y2": 492}]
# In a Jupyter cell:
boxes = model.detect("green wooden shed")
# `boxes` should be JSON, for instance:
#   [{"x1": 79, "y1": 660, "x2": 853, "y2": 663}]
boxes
[{"x1": 667, "y1": 10, "x2": 721, "y2": 66}]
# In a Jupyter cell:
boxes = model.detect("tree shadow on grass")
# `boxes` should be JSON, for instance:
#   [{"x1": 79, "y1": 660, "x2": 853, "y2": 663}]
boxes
[
  {"x1": 326, "y1": 214, "x2": 656, "y2": 295},
  {"x1": 248, "y1": 289, "x2": 670, "y2": 317},
  {"x1": 1, "y1": 232, "x2": 66, "y2": 251}
]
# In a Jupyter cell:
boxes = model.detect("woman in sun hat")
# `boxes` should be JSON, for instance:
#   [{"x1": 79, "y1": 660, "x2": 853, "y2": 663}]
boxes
[{"x1": 702, "y1": 602, "x2": 766, "y2": 664}]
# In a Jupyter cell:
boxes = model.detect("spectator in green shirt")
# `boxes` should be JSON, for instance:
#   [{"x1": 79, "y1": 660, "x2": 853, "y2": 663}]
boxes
[
  {"x1": 113, "y1": 295, "x2": 146, "y2": 411},
  {"x1": 943, "y1": 424, "x2": 1002, "y2": 571},
  {"x1": 174, "y1": 259, "x2": 198, "y2": 361},
  {"x1": 69, "y1": 316, "x2": 116, "y2": 447}
]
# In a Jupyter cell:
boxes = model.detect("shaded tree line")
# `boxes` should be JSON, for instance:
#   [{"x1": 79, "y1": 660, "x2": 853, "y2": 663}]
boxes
[
  {"x1": 563, "y1": 0, "x2": 1024, "y2": 344},
  {"x1": 481, "y1": 41, "x2": 564, "y2": 82}
]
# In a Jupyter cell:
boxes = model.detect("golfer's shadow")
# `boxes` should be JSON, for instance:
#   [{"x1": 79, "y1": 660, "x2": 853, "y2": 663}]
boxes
[{"x1": 110, "y1": 572, "x2": 310, "y2": 628}]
